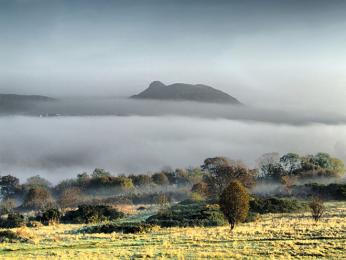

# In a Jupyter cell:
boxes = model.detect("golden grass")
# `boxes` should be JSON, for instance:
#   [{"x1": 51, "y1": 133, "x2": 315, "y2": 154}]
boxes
[
  {"x1": 0, "y1": 201, "x2": 345, "y2": 259},
  {"x1": 114, "y1": 204, "x2": 140, "y2": 215}
]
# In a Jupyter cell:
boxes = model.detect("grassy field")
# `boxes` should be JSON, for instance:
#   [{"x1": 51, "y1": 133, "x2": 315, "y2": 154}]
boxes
[{"x1": 0, "y1": 202, "x2": 345, "y2": 259}]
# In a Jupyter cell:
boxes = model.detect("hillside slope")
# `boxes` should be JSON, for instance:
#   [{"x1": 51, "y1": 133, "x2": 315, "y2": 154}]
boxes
[{"x1": 131, "y1": 81, "x2": 241, "y2": 104}]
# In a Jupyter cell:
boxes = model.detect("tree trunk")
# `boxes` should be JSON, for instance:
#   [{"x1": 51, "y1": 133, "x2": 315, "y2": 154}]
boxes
[{"x1": 229, "y1": 217, "x2": 235, "y2": 232}]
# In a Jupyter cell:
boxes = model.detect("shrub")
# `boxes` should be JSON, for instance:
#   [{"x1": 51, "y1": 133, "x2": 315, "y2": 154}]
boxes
[
  {"x1": 190, "y1": 192, "x2": 204, "y2": 202},
  {"x1": 151, "y1": 172, "x2": 169, "y2": 186},
  {"x1": 81, "y1": 222, "x2": 157, "y2": 234},
  {"x1": 129, "y1": 175, "x2": 153, "y2": 187},
  {"x1": 61, "y1": 205, "x2": 124, "y2": 224},
  {"x1": 146, "y1": 200, "x2": 227, "y2": 227},
  {"x1": 89, "y1": 191, "x2": 188, "y2": 205},
  {"x1": 309, "y1": 197, "x2": 325, "y2": 222},
  {"x1": 244, "y1": 212, "x2": 260, "y2": 223},
  {"x1": 132, "y1": 192, "x2": 175, "y2": 204},
  {"x1": 299, "y1": 183, "x2": 346, "y2": 200},
  {"x1": 26, "y1": 221, "x2": 44, "y2": 228},
  {"x1": 15, "y1": 227, "x2": 33, "y2": 241},
  {"x1": 219, "y1": 181, "x2": 250, "y2": 230},
  {"x1": 0, "y1": 213, "x2": 26, "y2": 228},
  {"x1": 250, "y1": 197, "x2": 308, "y2": 214},
  {"x1": 0, "y1": 230, "x2": 29, "y2": 243},
  {"x1": 36, "y1": 208, "x2": 62, "y2": 225},
  {"x1": 191, "y1": 182, "x2": 209, "y2": 198}
]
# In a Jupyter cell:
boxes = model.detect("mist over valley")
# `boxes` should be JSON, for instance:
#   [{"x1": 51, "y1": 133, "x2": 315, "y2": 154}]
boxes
[
  {"x1": 1, "y1": 112, "x2": 346, "y2": 182},
  {"x1": 1, "y1": 82, "x2": 346, "y2": 182}
]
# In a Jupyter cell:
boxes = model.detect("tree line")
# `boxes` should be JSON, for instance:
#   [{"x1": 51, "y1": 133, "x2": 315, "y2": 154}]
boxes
[{"x1": 0, "y1": 152, "x2": 344, "y2": 214}]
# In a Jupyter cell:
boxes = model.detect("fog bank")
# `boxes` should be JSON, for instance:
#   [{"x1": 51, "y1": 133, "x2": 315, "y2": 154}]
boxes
[
  {"x1": 3, "y1": 98, "x2": 346, "y2": 126},
  {"x1": 1, "y1": 115, "x2": 346, "y2": 182}
]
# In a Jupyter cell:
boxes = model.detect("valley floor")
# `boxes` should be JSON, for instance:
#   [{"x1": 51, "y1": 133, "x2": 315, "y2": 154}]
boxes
[{"x1": 0, "y1": 202, "x2": 345, "y2": 259}]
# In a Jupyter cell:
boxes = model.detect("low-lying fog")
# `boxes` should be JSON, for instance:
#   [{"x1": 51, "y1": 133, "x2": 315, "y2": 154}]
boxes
[
  {"x1": 3, "y1": 98, "x2": 346, "y2": 126},
  {"x1": 1, "y1": 100, "x2": 346, "y2": 182}
]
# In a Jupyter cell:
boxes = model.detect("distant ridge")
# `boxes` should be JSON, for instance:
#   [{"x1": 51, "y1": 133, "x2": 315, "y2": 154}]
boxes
[
  {"x1": 0, "y1": 94, "x2": 56, "y2": 103},
  {"x1": 131, "y1": 81, "x2": 241, "y2": 104},
  {"x1": 0, "y1": 94, "x2": 56, "y2": 112}
]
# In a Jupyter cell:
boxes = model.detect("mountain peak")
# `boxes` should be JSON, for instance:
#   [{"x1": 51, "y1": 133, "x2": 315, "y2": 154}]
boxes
[
  {"x1": 131, "y1": 81, "x2": 242, "y2": 104},
  {"x1": 148, "y1": 81, "x2": 166, "y2": 88}
]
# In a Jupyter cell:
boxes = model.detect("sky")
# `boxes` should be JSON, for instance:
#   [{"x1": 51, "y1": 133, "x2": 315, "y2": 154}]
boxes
[
  {"x1": 1, "y1": 0, "x2": 346, "y2": 111},
  {"x1": 1, "y1": 0, "x2": 346, "y2": 181}
]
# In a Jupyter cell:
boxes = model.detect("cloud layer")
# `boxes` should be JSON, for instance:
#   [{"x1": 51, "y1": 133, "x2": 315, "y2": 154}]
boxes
[
  {"x1": 4, "y1": 98, "x2": 346, "y2": 126},
  {"x1": 1, "y1": 115, "x2": 346, "y2": 182}
]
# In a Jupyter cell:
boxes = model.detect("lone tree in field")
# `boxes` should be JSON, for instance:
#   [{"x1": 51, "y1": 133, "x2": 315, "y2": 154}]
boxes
[
  {"x1": 309, "y1": 197, "x2": 325, "y2": 222},
  {"x1": 219, "y1": 181, "x2": 249, "y2": 231}
]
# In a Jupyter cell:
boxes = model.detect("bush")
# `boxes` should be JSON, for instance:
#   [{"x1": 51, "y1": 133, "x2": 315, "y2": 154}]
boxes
[
  {"x1": 299, "y1": 183, "x2": 346, "y2": 200},
  {"x1": 129, "y1": 175, "x2": 153, "y2": 187},
  {"x1": 122, "y1": 191, "x2": 184, "y2": 205},
  {"x1": 191, "y1": 182, "x2": 209, "y2": 198},
  {"x1": 146, "y1": 200, "x2": 227, "y2": 227},
  {"x1": 250, "y1": 197, "x2": 307, "y2": 214},
  {"x1": 36, "y1": 208, "x2": 62, "y2": 225},
  {"x1": 86, "y1": 191, "x2": 188, "y2": 205},
  {"x1": 151, "y1": 172, "x2": 169, "y2": 186},
  {"x1": 87, "y1": 175, "x2": 134, "y2": 194},
  {"x1": 61, "y1": 205, "x2": 124, "y2": 224},
  {"x1": 190, "y1": 192, "x2": 204, "y2": 202},
  {"x1": 245, "y1": 212, "x2": 260, "y2": 223},
  {"x1": 81, "y1": 222, "x2": 157, "y2": 234},
  {"x1": 0, "y1": 213, "x2": 26, "y2": 228},
  {"x1": 0, "y1": 230, "x2": 29, "y2": 243},
  {"x1": 26, "y1": 221, "x2": 44, "y2": 228},
  {"x1": 309, "y1": 197, "x2": 325, "y2": 222}
]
